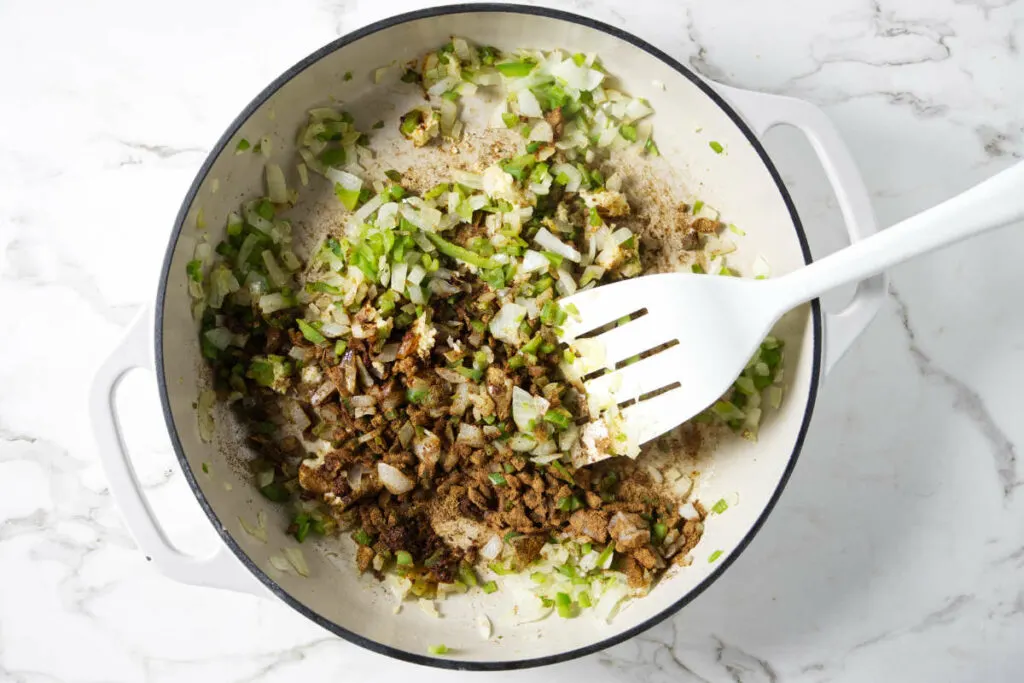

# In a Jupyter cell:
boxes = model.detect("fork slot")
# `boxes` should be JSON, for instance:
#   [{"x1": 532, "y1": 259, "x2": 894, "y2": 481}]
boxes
[
  {"x1": 637, "y1": 381, "x2": 682, "y2": 403},
  {"x1": 558, "y1": 282, "x2": 652, "y2": 339},
  {"x1": 582, "y1": 339, "x2": 679, "y2": 383},
  {"x1": 584, "y1": 342, "x2": 688, "y2": 405},
  {"x1": 617, "y1": 380, "x2": 681, "y2": 409},
  {"x1": 620, "y1": 384, "x2": 690, "y2": 445},
  {"x1": 627, "y1": 341, "x2": 680, "y2": 367},
  {"x1": 584, "y1": 313, "x2": 679, "y2": 368},
  {"x1": 574, "y1": 308, "x2": 648, "y2": 340}
]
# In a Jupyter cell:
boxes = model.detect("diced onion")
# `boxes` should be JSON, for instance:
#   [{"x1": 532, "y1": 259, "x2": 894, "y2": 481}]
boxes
[
  {"x1": 265, "y1": 163, "x2": 288, "y2": 204},
  {"x1": 482, "y1": 165, "x2": 516, "y2": 200},
  {"x1": 605, "y1": 172, "x2": 624, "y2": 192},
  {"x1": 298, "y1": 148, "x2": 326, "y2": 177},
  {"x1": 204, "y1": 327, "x2": 234, "y2": 350},
  {"x1": 516, "y1": 296, "x2": 539, "y2": 320},
  {"x1": 489, "y1": 100, "x2": 509, "y2": 128},
  {"x1": 398, "y1": 421, "x2": 415, "y2": 448},
  {"x1": 258, "y1": 292, "x2": 291, "y2": 314},
  {"x1": 753, "y1": 254, "x2": 771, "y2": 278},
  {"x1": 283, "y1": 547, "x2": 310, "y2": 577},
  {"x1": 208, "y1": 266, "x2": 240, "y2": 309},
  {"x1": 262, "y1": 251, "x2": 289, "y2": 288},
  {"x1": 706, "y1": 235, "x2": 736, "y2": 257},
  {"x1": 280, "y1": 249, "x2": 301, "y2": 271},
  {"x1": 529, "y1": 120, "x2": 553, "y2": 142},
  {"x1": 521, "y1": 250, "x2": 549, "y2": 273},
  {"x1": 534, "y1": 228, "x2": 581, "y2": 263},
  {"x1": 419, "y1": 598, "x2": 440, "y2": 618},
  {"x1": 453, "y1": 170, "x2": 484, "y2": 189},
  {"x1": 351, "y1": 395, "x2": 377, "y2": 409},
  {"x1": 511, "y1": 593, "x2": 553, "y2": 625},
  {"x1": 436, "y1": 367, "x2": 469, "y2": 384},
  {"x1": 407, "y1": 284, "x2": 426, "y2": 305},
  {"x1": 457, "y1": 423, "x2": 486, "y2": 447},
  {"x1": 452, "y1": 37, "x2": 472, "y2": 61},
  {"x1": 347, "y1": 463, "x2": 365, "y2": 491},
  {"x1": 378, "y1": 462, "x2": 415, "y2": 495},
  {"x1": 517, "y1": 90, "x2": 542, "y2": 118},
  {"x1": 678, "y1": 502, "x2": 700, "y2": 521},
  {"x1": 413, "y1": 430, "x2": 441, "y2": 464},
  {"x1": 597, "y1": 126, "x2": 619, "y2": 147},
  {"x1": 558, "y1": 422, "x2": 579, "y2": 451},
  {"x1": 388, "y1": 575, "x2": 413, "y2": 607},
  {"x1": 390, "y1": 262, "x2": 408, "y2": 292},
  {"x1": 693, "y1": 201, "x2": 720, "y2": 221},
  {"x1": 354, "y1": 193, "x2": 384, "y2": 222},
  {"x1": 529, "y1": 175, "x2": 552, "y2": 196},
  {"x1": 439, "y1": 98, "x2": 457, "y2": 136},
  {"x1": 428, "y1": 278, "x2": 460, "y2": 297},
  {"x1": 509, "y1": 433, "x2": 537, "y2": 452},
  {"x1": 428, "y1": 75, "x2": 460, "y2": 96},
  {"x1": 310, "y1": 381, "x2": 336, "y2": 406},
  {"x1": 556, "y1": 269, "x2": 577, "y2": 296},
  {"x1": 238, "y1": 514, "x2": 268, "y2": 543},
  {"x1": 477, "y1": 614, "x2": 492, "y2": 639},
  {"x1": 407, "y1": 264, "x2": 426, "y2": 285},
  {"x1": 531, "y1": 438, "x2": 557, "y2": 457},
  {"x1": 326, "y1": 168, "x2": 363, "y2": 193},
  {"x1": 572, "y1": 338, "x2": 608, "y2": 374},
  {"x1": 476, "y1": 69, "x2": 502, "y2": 87},
  {"x1": 195, "y1": 241, "x2": 212, "y2": 263},
  {"x1": 319, "y1": 322, "x2": 349, "y2": 338},
  {"x1": 300, "y1": 364, "x2": 322, "y2": 386},
  {"x1": 550, "y1": 58, "x2": 604, "y2": 91},
  {"x1": 400, "y1": 204, "x2": 442, "y2": 232},
  {"x1": 480, "y1": 535, "x2": 503, "y2": 560},
  {"x1": 623, "y1": 97, "x2": 654, "y2": 122},
  {"x1": 512, "y1": 386, "x2": 550, "y2": 433},
  {"x1": 376, "y1": 202, "x2": 399, "y2": 230},
  {"x1": 552, "y1": 164, "x2": 583, "y2": 193},
  {"x1": 611, "y1": 227, "x2": 634, "y2": 245},
  {"x1": 489, "y1": 302, "x2": 527, "y2": 346},
  {"x1": 579, "y1": 264, "x2": 605, "y2": 288}
]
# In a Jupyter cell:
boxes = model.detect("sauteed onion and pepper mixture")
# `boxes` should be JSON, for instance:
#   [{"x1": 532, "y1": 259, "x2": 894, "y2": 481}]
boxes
[{"x1": 187, "y1": 37, "x2": 785, "y2": 622}]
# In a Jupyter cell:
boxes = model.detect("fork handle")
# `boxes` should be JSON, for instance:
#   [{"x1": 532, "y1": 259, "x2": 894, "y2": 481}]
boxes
[{"x1": 772, "y1": 161, "x2": 1024, "y2": 310}]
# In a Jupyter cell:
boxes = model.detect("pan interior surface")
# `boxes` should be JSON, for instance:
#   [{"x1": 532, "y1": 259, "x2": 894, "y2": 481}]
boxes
[{"x1": 157, "y1": 6, "x2": 819, "y2": 668}]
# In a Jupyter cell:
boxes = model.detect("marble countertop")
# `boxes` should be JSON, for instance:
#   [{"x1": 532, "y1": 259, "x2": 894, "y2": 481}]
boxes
[{"x1": 2, "y1": 0, "x2": 1022, "y2": 680}]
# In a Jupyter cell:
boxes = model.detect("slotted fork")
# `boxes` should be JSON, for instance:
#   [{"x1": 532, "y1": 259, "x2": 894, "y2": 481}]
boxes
[{"x1": 559, "y1": 161, "x2": 1024, "y2": 452}]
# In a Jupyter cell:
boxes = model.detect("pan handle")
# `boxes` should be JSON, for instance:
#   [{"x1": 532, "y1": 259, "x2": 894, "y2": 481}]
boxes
[
  {"x1": 89, "y1": 310, "x2": 265, "y2": 595},
  {"x1": 714, "y1": 84, "x2": 886, "y2": 376}
]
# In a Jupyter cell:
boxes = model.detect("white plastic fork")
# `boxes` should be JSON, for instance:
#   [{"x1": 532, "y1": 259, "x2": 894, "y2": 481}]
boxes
[{"x1": 559, "y1": 161, "x2": 1024, "y2": 450}]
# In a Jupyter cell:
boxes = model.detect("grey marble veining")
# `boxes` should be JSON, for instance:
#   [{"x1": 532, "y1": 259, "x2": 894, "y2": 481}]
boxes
[{"x1": 1, "y1": 0, "x2": 1023, "y2": 680}]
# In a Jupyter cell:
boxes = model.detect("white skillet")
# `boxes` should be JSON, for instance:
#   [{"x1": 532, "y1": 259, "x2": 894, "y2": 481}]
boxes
[{"x1": 91, "y1": 5, "x2": 888, "y2": 669}]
